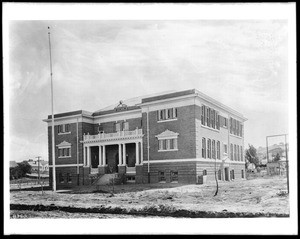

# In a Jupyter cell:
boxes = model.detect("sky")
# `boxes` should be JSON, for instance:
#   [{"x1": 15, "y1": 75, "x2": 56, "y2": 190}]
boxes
[{"x1": 7, "y1": 17, "x2": 291, "y2": 163}]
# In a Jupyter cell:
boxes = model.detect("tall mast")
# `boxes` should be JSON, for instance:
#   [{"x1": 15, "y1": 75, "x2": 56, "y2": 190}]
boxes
[{"x1": 48, "y1": 26, "x2": 56, "y2": 191}]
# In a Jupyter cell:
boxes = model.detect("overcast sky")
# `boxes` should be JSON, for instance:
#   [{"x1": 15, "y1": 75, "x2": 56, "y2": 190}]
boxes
[{"x1": 7, "y1": 19, "x2": 290, "y2": 162}]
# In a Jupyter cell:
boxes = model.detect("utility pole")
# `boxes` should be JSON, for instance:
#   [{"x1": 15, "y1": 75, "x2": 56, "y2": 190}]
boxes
[
  {"x1": 48, "y1": 26, "x2": 56, "y2": 191},
  {"x1": 36, "y1": 156, "x2": 41, "y2": 185}
]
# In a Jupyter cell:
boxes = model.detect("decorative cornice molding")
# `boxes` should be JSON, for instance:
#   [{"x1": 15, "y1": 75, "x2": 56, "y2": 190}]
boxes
[
  {"x1": 155, "y1": 129, "x2": 179, "y2": 140},
  {"x1": 56, "y1": 141, "x2": 71, "y2": 147}
]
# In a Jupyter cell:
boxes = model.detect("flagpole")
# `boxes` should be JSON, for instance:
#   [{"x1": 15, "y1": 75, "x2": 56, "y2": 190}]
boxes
[{"x1": 48, "y1": 26, "x2": 56, "y2": 192}]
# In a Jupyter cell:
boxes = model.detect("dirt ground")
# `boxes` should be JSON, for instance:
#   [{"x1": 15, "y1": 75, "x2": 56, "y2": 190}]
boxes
[{"x1": 10, "y1": 175, "x2": 289, "y2": 218}]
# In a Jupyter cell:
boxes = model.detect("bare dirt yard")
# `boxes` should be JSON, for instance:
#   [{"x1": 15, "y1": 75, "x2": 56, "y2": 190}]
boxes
[{"x1": 10, "y1": 175, "x2": 289, "y2": 218}]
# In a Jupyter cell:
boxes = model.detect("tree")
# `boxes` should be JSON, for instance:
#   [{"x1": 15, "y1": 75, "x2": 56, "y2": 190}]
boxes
[
  {"x1": 245, "y1": 144, "x2": 259, "y2": 168},
  {"x1": 10, "y1": 161, "x2": 32, "y2": 180},
  {"x1": 273, "y1": 153, "x2": 281, "y2": 162}
]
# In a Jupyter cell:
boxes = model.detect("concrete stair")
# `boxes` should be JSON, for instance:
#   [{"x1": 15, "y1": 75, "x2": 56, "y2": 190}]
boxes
[{"x1": 96, "y1": 173, "x2": 120, "y2": 186}]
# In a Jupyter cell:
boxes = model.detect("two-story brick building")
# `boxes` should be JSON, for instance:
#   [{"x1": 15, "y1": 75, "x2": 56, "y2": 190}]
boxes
[{"x1": 43, "y1": 89, "x2": 247, "y2": 189}]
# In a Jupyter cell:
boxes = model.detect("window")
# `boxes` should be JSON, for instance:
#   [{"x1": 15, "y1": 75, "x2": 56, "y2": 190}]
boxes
[
  {"x1": 123, "y1": 121, "x2": 129, "y2": 131},
  {"x1": 217, "y1": 141, "x2": 220, "y2": 159},
  {"x1": 67, "y1": 173, "x2": 72, "y2": 183},
  {"x1": 157, "y1": 108, "x2": 177, "y2": 121},
  {"x1": 207, "y1": 139, "x2": 211, "y2": 159},
  {"x1": 240, "y1": 125, "x2": 243, "y2": 137},
  {"x1": 218, "y1": 169, "x2": 222, "y2": 180},
  {"x1": 203, "y1": 169, "x2": 207, "y2": 176},
  {"x1": 240, "y1": 146, "x2": 243, "y2": 161},
  {"x1": 234, "y1": 145, "x2": 237, "y2": 161},
  {"x1": 156, "y1": 130, "x2": 179, "y2": 152},
  {"x1": 158, "y1": 138, "x2": 178, "y2": 151},
  {"x1": 58, "y1": 147, "x2": 71, "y2": 158},
  {"x1": 158, "y1": 171, "x2": 166, "y2": 182},
  {"x1": 224, "y1": 118, "x2": 228, "y2": 128},
  {"x1": 241, "y1": 170, "x2": 244, "y2": 178},
  {"x1": 216, "y1": 114, "x2": 220, "y2": 130},
  {"x1": 58, "y1": 124, "x2": 70, "y2": 134},
  {"x1": 202, "y1": 138, "x2": 206, "y2": 158},
  {"x1": 206, "y1": 108, "x2": 210, "y2": 127},
  {"x1": 201, "y1": 105, "x2": 205, "y2": 125},
  {"x1": 116, "y1": 123, "x2": 121, "y2": 132},
  {"x1": 212, "y1": 140, "x2": 216, "y2": 159},
  {"x1": 170, "y1": 171, "x2": 178, "y2": 182},
  {"x1": 224, "y1": 143, "x2": 228, "y2": 154},
  {"x1": 211, "y1": 109, "x2": 215, "y2": 129},
  {"x1": 230, "y1": 117, "x2": 243, "y2": 137},
  {"x1": 98, "y1": 125, "x2": 104, "y2": 133},
  {"x1": 59, "y1": 173, "x2": 64, "y2": 183},
  {"x1": 230, "y1": 144, "x2": 233, "y2": 160},
  {"x1": 237, "y1": 146, "x2": 240, "y2": 161}
]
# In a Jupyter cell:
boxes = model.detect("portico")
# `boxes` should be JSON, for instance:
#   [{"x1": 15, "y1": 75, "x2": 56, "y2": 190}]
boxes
[{"x1": 81, "y1": 128, "x2": 144, "y2": 175}]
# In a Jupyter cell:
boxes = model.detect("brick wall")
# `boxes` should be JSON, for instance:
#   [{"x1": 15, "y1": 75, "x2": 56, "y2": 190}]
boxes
[{"x1": 141, "y1": 104, "x2": 197, "y2": 162}]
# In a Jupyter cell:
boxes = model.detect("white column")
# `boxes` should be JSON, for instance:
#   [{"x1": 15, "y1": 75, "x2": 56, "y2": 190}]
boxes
[
  {"x1": 122, "y1": 143, "x2": 126, "y2": 165},
  {"x1": 135, "y1": 142, "x2": 139, "y2": 166},
  {"x1": 98, "y1": 145, "x2": 102, "y2": 166},
  {"x1": 83, "y1": 146, "x2": 86, "y2": 166},
  {"x1": 87, "y1": 146, "x2": 90, "y2": 166},
  {"x1": 103, "y1": 145, "x2": 106, "y2": 165},
  {"x1": 118, "y1": 144, "x2": 122, "y2": 166},
  {"x1": 140, "y1": 141, "x2": 143, "y2": 164}
]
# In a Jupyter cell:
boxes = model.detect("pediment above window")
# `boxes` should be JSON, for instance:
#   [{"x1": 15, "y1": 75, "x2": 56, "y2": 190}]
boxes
[
  {"x1": 155, "y1": 129, "x2": 179, "y2": 140},
  {"x1": 56, "y1": 141, "x2": 71, "y2": 148}
]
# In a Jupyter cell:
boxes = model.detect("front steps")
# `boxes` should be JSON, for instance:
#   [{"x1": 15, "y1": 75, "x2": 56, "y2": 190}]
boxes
[{"x1": 96, "y1": 173, "x2": 121, "y2": 186}]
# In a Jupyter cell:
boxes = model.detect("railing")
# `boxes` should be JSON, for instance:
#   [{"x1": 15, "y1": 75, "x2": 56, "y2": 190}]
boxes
[{"x1": 83, "y1": 128, "x2": 143, "y2": 141}]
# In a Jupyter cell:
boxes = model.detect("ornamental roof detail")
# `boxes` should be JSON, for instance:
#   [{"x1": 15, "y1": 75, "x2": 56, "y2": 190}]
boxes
[
  {"x1": 56, "y1": 141, "x2": 71, "y2": 147},
  {"x1": 155, "y1": 129, "x2": 179, "y2": 139}
]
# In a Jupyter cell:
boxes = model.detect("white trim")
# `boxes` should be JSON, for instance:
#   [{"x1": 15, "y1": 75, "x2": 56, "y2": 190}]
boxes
[
  {"x1": 44, "y1": 115, "x2": 94, "y2": 126},
  {"x1": 58, "y1": 155, "x2": 71, "y2": 159},
  {"x1": 58, "y1": 132, "x2": 71, "y2": 135},
  {"x1": 142, "y1": 158, "x2": 246, "y2": 164},
  {"x1": 49, "y1": 164, "x2": 84, "y2": 168},
  {"x1": 158, "y1": 149, "x2": 178, "y2": 152},
  {"x1": 139, "y1": 91, "x2": 246, "y2": 121},
  {"x1": 56, "y1": 140, "x2": 71, "y2": 147},
  {"x1": 155, "y1": 129, "x2": 179, "y2": 140},
  {"x1": 157, "y1": 118, "x2": 178, "y2": 123},
  {"x1": 230, "y1": 133, "x2": 243, "y2": 139},
  {"x1": 93, "y1": 110, "x2": 142, "y2": 124},
  {"x1": 201, "y1": 124, "x2": 220, "y2": 132},
  {"x1": 140, "y1": 95, "x2": 196, "y2": 112}
]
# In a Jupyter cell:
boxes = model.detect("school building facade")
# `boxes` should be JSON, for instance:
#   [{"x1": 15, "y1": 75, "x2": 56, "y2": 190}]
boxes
[{"x1": 44, "y1": 89, "x2": 247, "y2": 189}]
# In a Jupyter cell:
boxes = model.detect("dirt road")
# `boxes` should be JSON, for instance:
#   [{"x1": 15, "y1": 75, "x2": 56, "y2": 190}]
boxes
[{"x1": 10, "y1": 176, "x2": 289, "y2": 218}]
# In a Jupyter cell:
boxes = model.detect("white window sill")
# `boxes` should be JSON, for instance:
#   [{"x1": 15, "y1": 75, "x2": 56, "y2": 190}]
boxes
[
  {"x1": 201, "y1": 125, "x2": 220, "y2": 132},
  {"x1": 158, "y1": 149, "x2": 178, "y2": 152},
  {"x1": 158, "y1": 118, "x2": 177, "y2": 123},
  {"x1": 230, "y1": 134, "x2": 243, "y2": 139},
  {"x1": 58, "y1": 132, "x2": 71, "y2": 135}
]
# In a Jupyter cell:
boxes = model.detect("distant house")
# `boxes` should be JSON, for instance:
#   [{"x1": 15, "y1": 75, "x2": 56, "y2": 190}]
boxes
[
  {"x1": 267, "y1": 158, "x2": 287, "y2": 176},
  {"x1": 247, "y1": 163, "x2": 256, "y2": 172},
  {"x1": 27, "y1": 159, "x2": 49, "y2": 174}
]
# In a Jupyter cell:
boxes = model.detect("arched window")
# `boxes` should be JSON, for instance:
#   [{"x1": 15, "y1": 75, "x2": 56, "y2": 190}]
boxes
[{"x1": 203, "y1": 169, "x2": 207, "y2": 176}]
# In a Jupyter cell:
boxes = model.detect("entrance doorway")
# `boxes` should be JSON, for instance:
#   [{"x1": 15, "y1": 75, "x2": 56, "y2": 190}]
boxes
[
  {"x1": 224, "y1": 167, "x2": 229, "y2": 181},
  {"x1": 106, "y1": 145, "x2": 118, "y2": 173}
]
